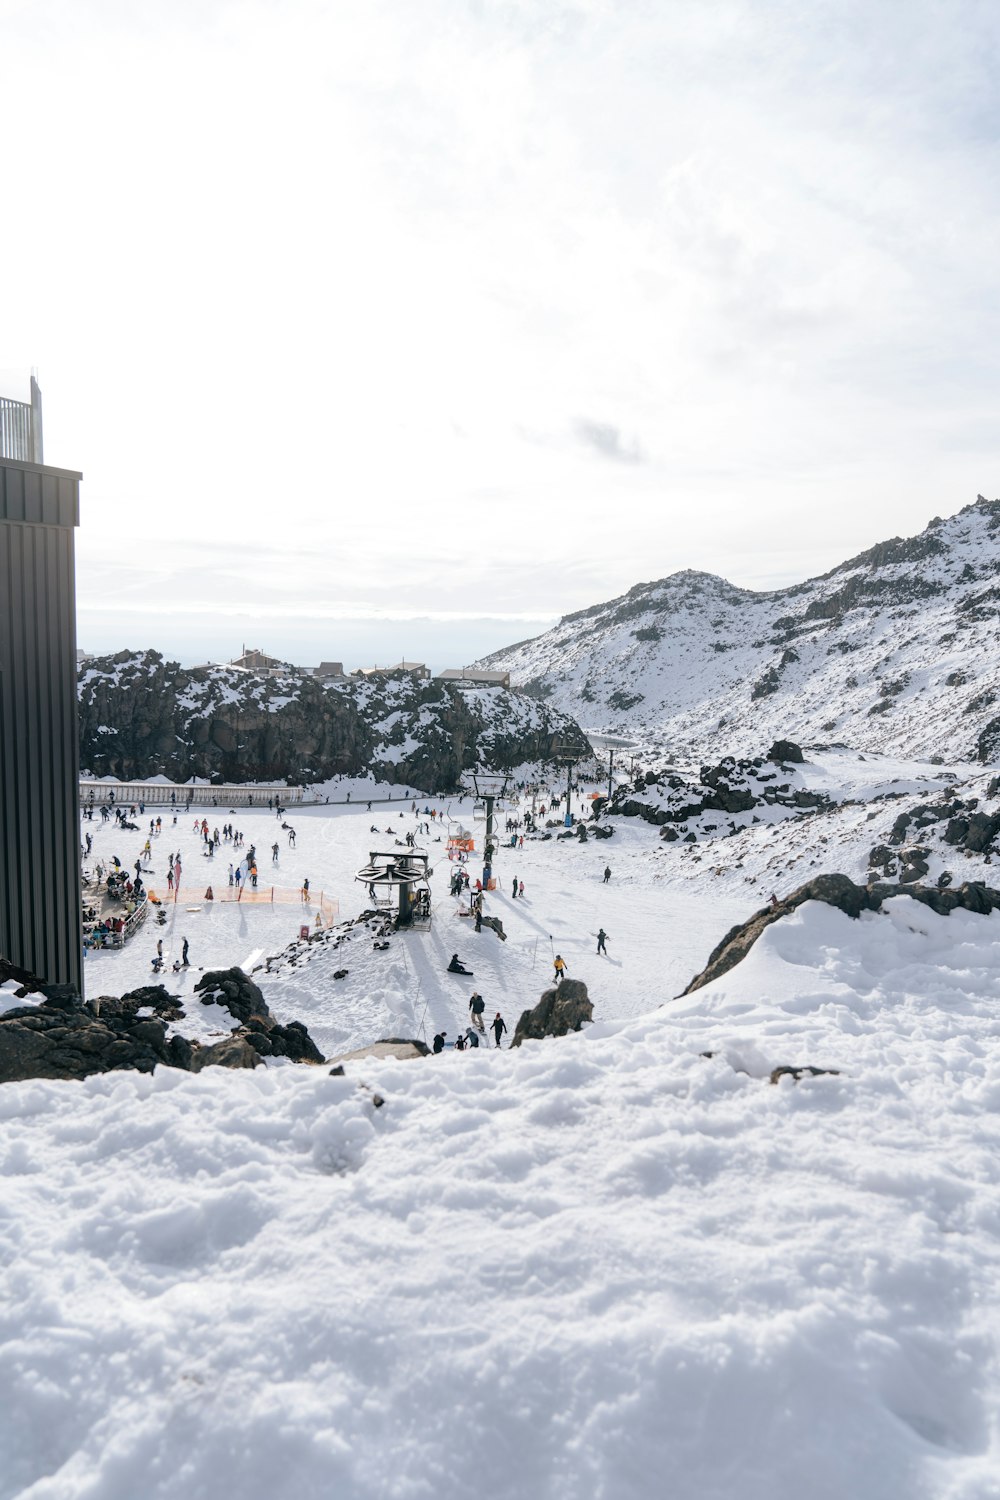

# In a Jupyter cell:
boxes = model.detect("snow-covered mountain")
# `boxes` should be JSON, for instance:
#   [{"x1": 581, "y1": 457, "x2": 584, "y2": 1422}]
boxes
[
  {"x1": 479, "y1": 495, "x2": 1000, "y2": 764},
  {"x1": 78, "y1": 651, "x2": 589, "y2": 789}
]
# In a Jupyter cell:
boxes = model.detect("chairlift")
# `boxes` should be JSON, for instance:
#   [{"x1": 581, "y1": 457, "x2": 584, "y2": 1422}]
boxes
[{"x1": 473, "y1": 801, "x2": 487, "y2": 822}]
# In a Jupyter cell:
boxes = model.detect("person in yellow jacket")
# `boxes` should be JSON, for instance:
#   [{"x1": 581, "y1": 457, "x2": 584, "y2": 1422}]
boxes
[{"x1": 553, "y1": 954, "x2": 567, "y2": 983}]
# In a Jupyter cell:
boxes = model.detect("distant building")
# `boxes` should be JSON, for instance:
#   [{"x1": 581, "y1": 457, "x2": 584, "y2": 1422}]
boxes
[
  {"x1": 0, "y1": 378, "x2": 84, "y2": 994},
  {"x1": 437, "y1": 667, "x2": 511, "y2": 689},
  {"x1": 314, "y1": 661, "x2": 346, "y2": 679},
  {"x1": 229, "y1": 646, "x2": 297, "y2": 678},
  {"x1": 354, "y1": 661, "x2": 431, "y2": 681}
]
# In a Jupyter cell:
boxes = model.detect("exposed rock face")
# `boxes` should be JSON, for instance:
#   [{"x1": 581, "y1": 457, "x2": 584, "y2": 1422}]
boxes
[
  {"x1": 78, "y1": 651, "x2": 590, "y2": 791},
  {"x1": 195, "y1": 968, "x2": 325, "y2": 1063},
  {"x1": 511, "y1": 978, "x2": 593, "y2": 1046},
  {"x1": 682, "y1": 874, "x2": 1000, "y2": 995},
  {"x1": 609, "y1": 754, "x2": 829, "y2": 843},
  {"x1": 0, "y1": 966, "x2": 325, "y2": 1082},
  {"x1": 0, "y1": 991, "x2": 192, "y2": 1083}
]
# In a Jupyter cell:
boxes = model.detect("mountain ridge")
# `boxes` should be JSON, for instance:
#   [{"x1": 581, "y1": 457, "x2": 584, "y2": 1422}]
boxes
[{"x1": 478, "y1": 494, "x2": 1000, "y2": 764}]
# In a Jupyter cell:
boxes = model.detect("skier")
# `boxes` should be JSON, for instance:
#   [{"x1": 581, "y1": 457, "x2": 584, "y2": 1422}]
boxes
[
  {"x1": 301, "y1": 877, "x2": 310, "y2": 901},
  {"x1": 596, "y1": 928, "x2": 608, "y2": 955},
  {"x1": 272, "y1": 842, "x2": 280, "y2": 862},
  {"x1": 512, "y1": 876, "x2": 518, "y2": 899},
  {"x1": 553, "y1": 954, "x2": 567, "y2": 982},
  {"x1": 603, "y1": 865, "x2": 611, "y2": 883},
  {"x1": 492, "y1": 1012, "x2": 507, "y2": 1048},
  {"x1": 181, "y1": 937, "x2": 190, "y2": 966}
]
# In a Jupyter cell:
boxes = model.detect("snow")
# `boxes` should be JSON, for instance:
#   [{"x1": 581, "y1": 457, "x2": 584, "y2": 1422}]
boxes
[
  {"x1": 9, "y1": 763, "x2": 1000, "y2": 1495},
  {"x1": 6, "y1": 893, "x2": 1000, "y2": 1496}
]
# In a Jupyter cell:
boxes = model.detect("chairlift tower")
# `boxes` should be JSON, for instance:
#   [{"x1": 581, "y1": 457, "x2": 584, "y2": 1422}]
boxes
[
  {"x1": 550, "y1": 733, "x2": 581, "y2": 827},
  {"x1": 585, "y1": 731, "x2": 639, "y2": 804},
  {"x1": 467, "y1": 771, "x2": 511, "y2": 888}
]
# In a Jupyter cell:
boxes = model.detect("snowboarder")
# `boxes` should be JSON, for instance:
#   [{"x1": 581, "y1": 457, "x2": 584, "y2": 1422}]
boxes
[
  {"x1": 603, "y1": 866, "x2": 611, "y2": 883},
  {"x1": 301, "y1": 878, "x2": 310, "y2": 901},
  {"x1": 492, "y1": 1012, "x2": 507, "y2": 1047},
  {"x1": 553, "y1": 954, "x2": 567, "y2": 982},
  {"x1": 432, "y1": 1032, "x2": 447, "y2": 1054},
  {"x1": 448, "y1": 953, "x2": 473, "y2": 975},
  {"x1": 596, "y1": 928, "x2": 608, "y2": 955}
]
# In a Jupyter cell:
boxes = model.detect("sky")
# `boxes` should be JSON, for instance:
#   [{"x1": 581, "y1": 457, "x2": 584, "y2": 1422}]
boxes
[{"x1": 2, "y1": 0, "x2": 999, "y2": 671}]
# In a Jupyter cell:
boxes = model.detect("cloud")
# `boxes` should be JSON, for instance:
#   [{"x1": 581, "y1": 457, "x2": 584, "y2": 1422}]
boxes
[{"x1": 573, "y1": 418, "x2": 645, "y2": 465}]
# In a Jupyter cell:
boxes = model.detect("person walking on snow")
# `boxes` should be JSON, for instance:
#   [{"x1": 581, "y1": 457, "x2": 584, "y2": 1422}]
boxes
[
  {"x1": 512, "y1": 876, "x2": 518, "y2": 899},
  {"x1": 553, "y1": 954, "x2": 567, "y2": 982},
  {"x1": 181, "y1": 937, "x2": 190, "y2": 966},
  {"x1": 493, "y1": 1012, "x2": 507, "y2": 1047},
  {"x1": 469, "y1": 992, "x2": 486, "y2": 1031},
  {"x1": 603, "y1": 865, "x2": 611, "y2": 883},
  {"x1": 596, "y1": 928, "x2": 608, "y2": 955}
]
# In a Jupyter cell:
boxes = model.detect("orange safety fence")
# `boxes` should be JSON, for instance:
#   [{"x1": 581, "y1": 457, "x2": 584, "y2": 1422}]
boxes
[{"x1": 149, "y1": 886, "x2": 339, "y2": 924}]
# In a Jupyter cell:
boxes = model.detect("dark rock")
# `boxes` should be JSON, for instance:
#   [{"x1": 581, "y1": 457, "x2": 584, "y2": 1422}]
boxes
[
  {"x1": 767, "y1": 739, "x2": 804, "y2": 764},
  {"x1": 189, "y1": 1036, "x2": 260, "y2": 1072},
  {"x1": 195, "y1": 967, "x2": 269, "y2": 1025},
  {"x1": 770, "y1": 1066, "x2": 841, "y2": 1085},
  {"x1": 511, "y1": 978, "x2": 593, "y2": 1047}
]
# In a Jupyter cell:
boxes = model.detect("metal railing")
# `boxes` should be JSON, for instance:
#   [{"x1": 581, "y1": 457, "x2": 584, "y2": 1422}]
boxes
[
  {"x1": 80, "y1": 782, "x2": 304, "y2": 807},
  {"x1": 0, "y1": 397, "x2": 34, "y2": 462}
]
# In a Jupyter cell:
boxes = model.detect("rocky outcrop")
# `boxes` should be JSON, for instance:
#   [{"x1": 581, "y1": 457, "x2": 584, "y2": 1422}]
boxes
[
  {"x1": 608, "y1": 753, "x2": 829, "y2": 843},
  {"x1": 0, "y1": 990, "x2": 192, "y2": 1083},
  {"x1": 511, "y1": 978, "x2": 593, "y2": 1046},
  {"x1": 0, "y1": 967, "x2": 325, "y2": 1082},
  {"x1": 78, "y1": 650, "x2": 590, "y2": 792},
  {"x1": 681, "y1": 874, "x2": 1000, "y2": 995},
  {"x1": 194, "y1": 967, "x2": 325, "y2": 1063}
]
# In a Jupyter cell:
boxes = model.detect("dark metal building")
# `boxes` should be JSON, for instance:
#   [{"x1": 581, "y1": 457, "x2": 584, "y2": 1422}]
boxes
[{"x1": 0, "y1": 395, "x2": 83, "y2": 992}]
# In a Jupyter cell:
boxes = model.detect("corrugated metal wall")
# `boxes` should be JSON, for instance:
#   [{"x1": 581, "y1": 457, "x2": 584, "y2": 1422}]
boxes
[{"x1": 0, "y1": 459, "x2": 83, "y2": 993}]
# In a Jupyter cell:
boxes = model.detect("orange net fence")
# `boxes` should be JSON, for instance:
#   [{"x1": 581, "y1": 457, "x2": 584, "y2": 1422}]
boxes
[{"x1": 149, "y1": 886, "x2": 339, "y2": 925}]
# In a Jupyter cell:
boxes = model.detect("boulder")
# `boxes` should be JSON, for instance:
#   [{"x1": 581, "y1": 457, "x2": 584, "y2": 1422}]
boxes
[
  {"x1": 767, "y1": 739, "x2": 805, "y2": 764},
  {"x1": 195, "y1": 967, "x2": 270, "y2": 1024},
  {"x1": 189, "y1": 1035, "x2": 260, "y2": 1072},
  {"x1": 511, "y1": 978, "x2": 593, "y2": 1047},
  {"x1": 0, "y1": 1001, "x2": 174, "y2": 1083},
  {"x1": 327, "y1": 1038, "x2": 429, "y2": 1064}
]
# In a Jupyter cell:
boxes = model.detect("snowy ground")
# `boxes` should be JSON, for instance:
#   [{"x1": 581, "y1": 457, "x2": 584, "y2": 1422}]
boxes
[
  {"x1": 78, "y1": 785, "x2": 754, "y2": 1057},
  {"x1": 6, "y1": 758, "x2": 1000, "y2": 1497},
  {"x1": 6, "y1": 895, "x2": 1000, "y2": 1497}
]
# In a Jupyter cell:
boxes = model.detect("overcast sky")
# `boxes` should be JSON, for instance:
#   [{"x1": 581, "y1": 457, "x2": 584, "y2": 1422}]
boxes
[{"x1": 3, "y1": 0, "x2": 998, "y2": 669}]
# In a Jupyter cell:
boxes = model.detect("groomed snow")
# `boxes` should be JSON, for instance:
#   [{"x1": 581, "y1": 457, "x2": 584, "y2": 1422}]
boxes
[{"x1": 5, "y1": 898, "x2": 1000, "y2": 1497}]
